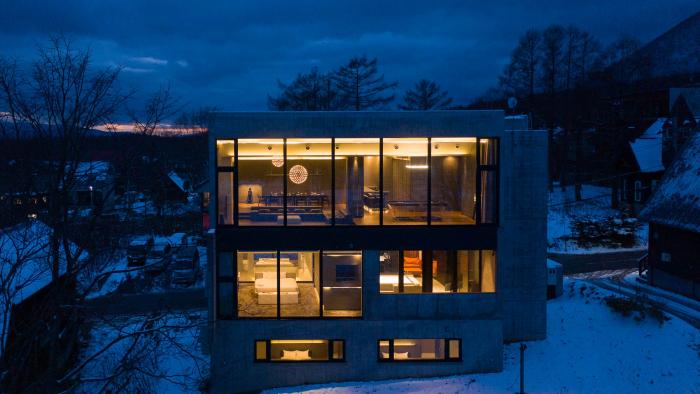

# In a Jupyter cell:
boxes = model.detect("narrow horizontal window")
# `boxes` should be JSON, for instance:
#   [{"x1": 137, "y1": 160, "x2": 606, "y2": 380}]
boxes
[
  {"x1": 255, "y1": 339, "x2": 345, "y2": 362},
  {"x1": 378, "y1": 339, "x2": 460, "y2": 362}
]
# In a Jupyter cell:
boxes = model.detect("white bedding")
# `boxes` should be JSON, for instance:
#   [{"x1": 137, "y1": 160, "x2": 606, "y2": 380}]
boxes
[
  {"x1": 255, "y1": 277, "x2": 298, "y2": 293},
  {"x1": 255, "y1": 258, "x2": 293, "y2": 267}
]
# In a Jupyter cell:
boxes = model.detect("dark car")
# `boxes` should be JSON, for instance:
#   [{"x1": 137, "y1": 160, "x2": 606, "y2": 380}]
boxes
[
  {"x1": 144, "y1": 241, "x2": 173, "y2": 273},
  {"x1": 127, "y1": 236, "x2": 154, "y2": 266},
  {"x1": 172, "y1": 246, "x2": 200, "y2": 285}
]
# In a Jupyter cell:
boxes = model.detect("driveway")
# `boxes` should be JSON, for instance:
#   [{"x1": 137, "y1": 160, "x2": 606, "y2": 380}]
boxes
[{"x1": 548, "y1": 249, "x2": 647, "y2": 274}]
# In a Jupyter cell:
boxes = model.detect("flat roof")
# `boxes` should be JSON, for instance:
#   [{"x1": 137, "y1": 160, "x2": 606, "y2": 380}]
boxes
[{"x1": 208, "y1": 110, "x2": 506, "y2": 139}]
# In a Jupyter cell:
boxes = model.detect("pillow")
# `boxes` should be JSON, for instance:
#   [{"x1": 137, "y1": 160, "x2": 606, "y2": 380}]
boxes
[
  {"x1": 262, "y1": 272, "x2": 276, "y2": 279},
  {"x1": 281, "y1": 350, "x2": 296, "y2": 360},
  {"x1": 394, "y1": 352, "x2": 409, "y2": 360},
  {"x1": 295, "y1": 349, "x2": 311, "y2": 360}
]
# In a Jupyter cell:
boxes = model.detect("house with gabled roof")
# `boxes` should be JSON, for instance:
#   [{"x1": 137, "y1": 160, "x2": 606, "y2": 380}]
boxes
[{"x1": 639, "y1": 132, "x2": 700, "y2": 300}]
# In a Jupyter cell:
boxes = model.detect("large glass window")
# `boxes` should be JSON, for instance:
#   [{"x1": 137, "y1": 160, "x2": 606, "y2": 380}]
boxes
[
  {"x1": 237, "y1": 251, "x2": 278, "y2": 318},
  {"x1": 322, "y1": 251, "x2": 362, "y2": 317},
  {"x1": 383, "y1": 138, "x2": 429, "y2": 225},
  {"x1": 379, "y1": 250, "x2": 496, "y2": 294},
  {"x1": 479, "y1": 139, "x2": 498, "y2": 224},
  {"x1": 216, "y1": 136, "x2": 498, "y2": 226},
  {"x1": 238, "y1": 139, "x2": 284, "y2": 226},
  {"x1": 431, "y1": 138, "x2": 477, "y2": 224},
  {"x1": 255, "y1": 340, "x2": 345, "y2": 362},
  {"x1": 378, "y1": 339, "x2": 460, "y2": 361},
  {"x1": 216, "y1": 140, "x2": 236, "y2": 225},
  {"x1": 217, "y1": 172, "x2": 234, "y2": 225},
  {"x1": 334, "y1": 138, "x2": 381, "y2": 225},
  {"x1": 216, "y1": 140, "x2": 236, "y2": 167},
  {"x1": 402, "y1": 250, "x2": 424, "y2": 293},
  {"x1": 286, "y1": 139, "x2": 332, "y2": 226},
  {"x1": 280, "y1": 251, "x2": 320, "y2": 317},
  {"x1": 379, "y1": 250, "x2": 400, "y2": 293}
]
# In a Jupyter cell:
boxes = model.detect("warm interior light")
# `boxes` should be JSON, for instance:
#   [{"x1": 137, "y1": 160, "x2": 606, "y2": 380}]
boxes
[
  {"x1": 288, "y1": 164, "x2": 308, "y2": 184},
  {"x1": 406, "y1": 164, "x2": 428, "y2": 169},
  {"x1": 270, "y1": 340, "x2": 327, "y2": 344},
  {"x1": 271, "y1": 158, "x2": 284, "y2": 167}
]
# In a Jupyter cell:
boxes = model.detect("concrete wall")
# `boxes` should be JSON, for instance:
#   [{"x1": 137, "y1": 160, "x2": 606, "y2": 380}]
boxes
[
  {"x1": 210, "y1": 318, "x2": 503, "y2": 393},
  {"x1": 206, "y1": 112, "x2": 549, "y2": 391},
  {"x1": 497, "y1": 129, "x2": 548, "y2": 341}
]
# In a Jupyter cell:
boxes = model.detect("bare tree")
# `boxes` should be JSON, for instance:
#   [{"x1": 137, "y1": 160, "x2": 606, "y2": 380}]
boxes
[
  {"x1": 127, "y1": 85, "x2": 182, "y2": 218},
  {"x1": 333, "y1": 55, "x2": 398, "y2": 110},
  {"x1": 174, "y1": 106, "x2": 217, "y2": 134},
  {"x1": 500, "y1": 29, "x2": 541, "y2": 112},
  {"x1": 540, "y1": 25, "x2": 565, "y2": 192},
  {"x1": 399, "y1": 79, "x2": 453, "y2": 110},
  {"x1": 0, "y1": 35, "x2": 129, "y2": 391},
  {"x1": 0, "y1": 36, "x2": 203, "y2": 393},
  {"x1": 268, "y1": 67, "x2": 340, "y2": 111}
]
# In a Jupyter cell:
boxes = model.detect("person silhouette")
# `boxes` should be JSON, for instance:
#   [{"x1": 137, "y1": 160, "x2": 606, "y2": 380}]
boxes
[{"x1": 247, "y1": 187, "x2": 253, "y2": 204}]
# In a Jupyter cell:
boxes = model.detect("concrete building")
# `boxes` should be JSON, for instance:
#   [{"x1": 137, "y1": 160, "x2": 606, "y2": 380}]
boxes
[{"x1": 206, "y1": 111, "x2": 547, "y2": 393}]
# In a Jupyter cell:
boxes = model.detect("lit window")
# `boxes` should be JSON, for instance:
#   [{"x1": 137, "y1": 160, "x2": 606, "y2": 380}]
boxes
[
  {"x1": 378, "y1": 339, "x2": 460, "y2": 361},
  {"x1": 255, "y1": 340, "x2": 345, "y2": 362}
]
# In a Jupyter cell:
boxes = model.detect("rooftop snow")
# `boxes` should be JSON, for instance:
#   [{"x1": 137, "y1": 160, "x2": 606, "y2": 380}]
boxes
[
  {"x1": 630, "y1": 118, "x2": 666, "y2": 173},
  {"x1": 640, "y1": 132, "x2": 700, "y2": 233},
  {"x1": 168, "y1": 171, "x2": 187, "y2": 192},
  {"x1": 0, "y1": 220, "x2": 79, "y2": 346}
]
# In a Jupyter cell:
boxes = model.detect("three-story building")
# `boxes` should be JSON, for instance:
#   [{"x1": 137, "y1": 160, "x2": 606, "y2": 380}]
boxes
[{"x1": 207, "y1": 111, "x2": 547, "y2": 393}]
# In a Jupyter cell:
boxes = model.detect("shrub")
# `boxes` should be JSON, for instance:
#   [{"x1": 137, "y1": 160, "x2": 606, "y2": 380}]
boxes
[{"x1": 603, "y1": 294, "x2": 668, "y2": 325}]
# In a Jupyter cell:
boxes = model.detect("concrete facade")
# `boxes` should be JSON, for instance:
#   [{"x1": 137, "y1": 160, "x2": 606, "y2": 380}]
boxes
[{"x1": 207, "y1": 111, "x2": 547, "y2": 393}]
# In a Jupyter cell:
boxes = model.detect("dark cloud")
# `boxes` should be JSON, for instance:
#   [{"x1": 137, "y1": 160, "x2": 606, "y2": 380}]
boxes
[{"x1": 1, "y1": 1, "x2": 698, "y2": 113}]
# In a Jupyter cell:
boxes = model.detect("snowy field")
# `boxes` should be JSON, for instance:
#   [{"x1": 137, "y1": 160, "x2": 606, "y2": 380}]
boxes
[
  {"x1": 77, "y1": 311, "x2": 208, "y2": 393},
  {"x1": 548, "y1": 185, "x2": 648, "y2": 253},
  {"x1": 265, "y1": 280, "x2": 699, "y2": 394}
]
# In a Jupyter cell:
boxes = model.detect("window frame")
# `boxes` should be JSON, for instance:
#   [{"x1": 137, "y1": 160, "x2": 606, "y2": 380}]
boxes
[
  {"x1": 254, "y1": 339, "x2": 346, "y2": 363},
  {"x1": 634, "y1": 180, "x2": 642, "y2": 202},
  {"x1": 215, "y1": 137, "x2": 499, "y2": 228},
  {"x1": 378, "y1": 249, "x2": 497, "y2": 295},
  {"x1": 233, "y1": 250, "x2": 364, "y2": 320},
  {"x1": 377, "y1": 338, "x2": 461, "y2": 362}
]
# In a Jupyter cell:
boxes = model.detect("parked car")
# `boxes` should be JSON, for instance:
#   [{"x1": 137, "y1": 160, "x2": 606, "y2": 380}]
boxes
[
  {"x1": 172, "y1": 246, "x2": 200, "y2": 285},
  {"x1": 144, "y1": 241, "x2": 173, "y2": 273},
  {"x1": 127, "y1": 236, "x2": 154, "y2": 266}
]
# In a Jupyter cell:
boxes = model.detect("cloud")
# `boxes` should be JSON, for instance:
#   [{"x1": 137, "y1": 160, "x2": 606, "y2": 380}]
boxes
[
  {"x1": 0, "y1": 0, "x2": 697, "y2": 112},
  {"x1": 123, "y1": 66, "x2": 155, "y2": 74},
  {"x1": 130, "y1": 56, "x2": 168, "y2": 66}
]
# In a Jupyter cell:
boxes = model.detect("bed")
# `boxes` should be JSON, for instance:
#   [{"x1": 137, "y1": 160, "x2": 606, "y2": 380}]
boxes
[{"x1": 254, "y1": 272, "x2": 299, "y2": 304}]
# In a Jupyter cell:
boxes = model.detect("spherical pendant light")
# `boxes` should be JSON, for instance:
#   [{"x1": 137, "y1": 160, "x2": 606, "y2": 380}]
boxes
[{"x1": 288, "y1": 164, "x2": 308, "y2": 184}]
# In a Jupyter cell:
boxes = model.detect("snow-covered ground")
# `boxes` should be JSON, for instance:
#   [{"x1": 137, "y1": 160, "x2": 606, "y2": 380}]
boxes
[
  {"x1": 549, "y1": 185, "x2": 648, "y2": 254},
  {"x1": 77, "y1": 311, "x2": 208, "y2": 393},
  {"x1": 265, "y1": 279, "x2": 699, "y2": 394}
]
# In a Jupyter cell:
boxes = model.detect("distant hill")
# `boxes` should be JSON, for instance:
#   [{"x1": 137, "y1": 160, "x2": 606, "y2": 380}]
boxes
[{"x1": 622, "y1": 11, "x2": 700, "y2": 80}]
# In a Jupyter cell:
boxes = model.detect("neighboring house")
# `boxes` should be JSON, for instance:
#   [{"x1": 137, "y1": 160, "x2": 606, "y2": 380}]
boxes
[
  {"x1": 164, "y1": 170, "x2": 190, "y2": 202},
  {"x1": 206, "y1": 111, "x2": 548, "y2": 393},
  {"x1": 0, "y1": 220, "x2": 82, "y2": 387},
  {"x1": 639, "y1": 132, "x2": 700, "y2": 300},
  {"x1": 666, "y1": 87, "x2": 700, "y2": 166},
  {"x1": 73, "y1": 161, "x2": 115, "y2": 209},
  {"x1": 618, "y1": 118, "x2": 668, "y2": 208}
]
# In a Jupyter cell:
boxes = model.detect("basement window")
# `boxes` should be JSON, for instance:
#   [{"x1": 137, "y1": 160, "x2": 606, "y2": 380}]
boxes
[
  {"x1": 378, "y1": 339, "x2": 461, "y2": 361},
  {"x1": 255, "y1": 339, "x2": 345, "y2": 362}
]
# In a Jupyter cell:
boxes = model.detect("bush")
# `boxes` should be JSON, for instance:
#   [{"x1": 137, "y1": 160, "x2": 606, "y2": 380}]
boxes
[{"x1": 603, "y1": 294, "x2": 668, "y2": 325}]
